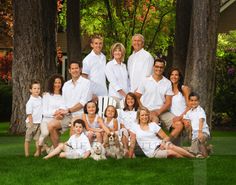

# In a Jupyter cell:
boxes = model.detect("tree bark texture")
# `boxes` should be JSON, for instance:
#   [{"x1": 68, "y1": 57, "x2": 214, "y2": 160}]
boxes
[
  {"x1": 185, "y1": 0, "x2": 220, "y2": 127},
  {"x1": 67, "y1": 0, "x2": 82, "y2": 68},
  {"x1": 173, "y1": 0, "x2": 193, "y2": 74},
  {"x1": 11, "y1": 0, "x2": 57, "y2": 134}
]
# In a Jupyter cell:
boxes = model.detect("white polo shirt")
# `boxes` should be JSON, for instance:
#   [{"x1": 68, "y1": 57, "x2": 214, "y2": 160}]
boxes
[
  {"x1": 26, "y1": 95, "x2": 42, "y2": 124},
  {"x1": 128, "y1": 48, "x2": 154, "y2": 92},
  {"x1": 62, "y1": 77, "x2": 92, "y2": 117},
  {"x1": 184, "y1": 105, "x2": 210, "y2": 140},
  {"x1": 82, "y1": 50, "x2": 108, "y2": 96},
  {"x1": 105, "y1": 59, "x2": 130, "y2": 99},
  {"x1": 136, "y1": 76, "x2": 174, "y2": 111}
]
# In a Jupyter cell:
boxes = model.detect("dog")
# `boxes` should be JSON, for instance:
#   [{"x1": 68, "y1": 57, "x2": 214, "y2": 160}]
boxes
[
  {"x1": 90, "y1": 142, "x2": 106, "y2": 161},
  {"x1": 104, "y1": 132, "x2": 124, "y2": 159}
]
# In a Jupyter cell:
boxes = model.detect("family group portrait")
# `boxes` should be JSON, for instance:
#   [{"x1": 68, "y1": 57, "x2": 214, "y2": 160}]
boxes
[{"x1": 0, "y1": 0, "x2": 235, "y2": 185}]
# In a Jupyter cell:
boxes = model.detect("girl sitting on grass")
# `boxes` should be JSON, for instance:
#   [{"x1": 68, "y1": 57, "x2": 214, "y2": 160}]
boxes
[
  {"x1": 119, "y1": 92, "x2": 139, "y2": 152},
  {"x1": 43, "y1": 119, "x2": 91, "y2": 159},
  {"x1": 82, "y1": 101, "x2": 110, "y2": 144}
]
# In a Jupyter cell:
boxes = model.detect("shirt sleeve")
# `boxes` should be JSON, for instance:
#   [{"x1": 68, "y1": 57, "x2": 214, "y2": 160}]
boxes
[
  {"x1": 83, "y1": 136, "x2": 91, "y2": 152},
  {"x1": 199, "y1": 108, "x2": 206, "y2": 120},
  {"x1": 42, "y1": 93, "x2": 53, "y2": 117},
  {"x1": 82, "y1": 58, "x2": 90, "y2": 75},
  {"x1": 26, "y1": 99, "x2": 33, "y2": 115},
  {"x1": 136, "y1": 78, "x2": 146, "y2": 94},
  {"x1": 130, "y1": 123, "x2": 137, "y2": 134},
  {"x1": 146, "y1": 54, "x2": 154, "y2": 77},
  {"x1": 105, "y1": 62, "x2": 122, "y2": 91},
  {"x1": 166, "y1": 81, "x2": 174, "y2": 96},
  {"x1": 79, "y1": 80, "x2": 92, "y2": 106},
  {"x1": 150, "y1": 122, "x2": 161, "y2": 133}
]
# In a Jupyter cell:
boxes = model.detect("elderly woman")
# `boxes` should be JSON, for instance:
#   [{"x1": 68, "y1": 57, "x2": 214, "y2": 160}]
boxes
[
  {"x1": 128, "y1": 107, "x2": 195, "y2": 158},
  {"x1": 105, "y1": 42, "x2": 130, "y2": 107}
]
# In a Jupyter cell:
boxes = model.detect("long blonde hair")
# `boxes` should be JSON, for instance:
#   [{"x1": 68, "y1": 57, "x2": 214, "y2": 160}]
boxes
[{"x1": 136, "y1": 106, "x2": 150, "y2": 124}]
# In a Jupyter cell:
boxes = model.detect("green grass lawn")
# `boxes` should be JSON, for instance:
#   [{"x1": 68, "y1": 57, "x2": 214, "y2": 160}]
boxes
[{"x1": 0, "y1": 122, "x2": 235, "y2": 185}]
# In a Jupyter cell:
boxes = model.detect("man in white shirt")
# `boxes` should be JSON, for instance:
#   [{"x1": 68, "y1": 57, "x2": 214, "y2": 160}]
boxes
[
  {"x1": 128, "y1": 34, "x2": 154, "y2": 92},
  {"x1": 82, "y1": 35, "x2": 107, "y2": 99},
  {"x1": 48, "y1": 61, "x2": 92, "y2": 147},
  {"x1": 135, "y1": 58, "x2": 183, "y2": 142}
]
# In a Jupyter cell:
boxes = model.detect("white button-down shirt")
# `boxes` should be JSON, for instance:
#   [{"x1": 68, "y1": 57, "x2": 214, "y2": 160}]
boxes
[
  {"x1": 184, "y1": 105, "x2": 210, "y2": 139},
  {"x1": 82, "y1": 50, "x2": 108, "y2": 96},
  {"x1": 62, "y1": 77, "x2": 92, "y2": 117},
  {"x1": 128, "y1": 48, "x2": 154, "y2": 92},
  {"x1": 136, "y1": 76, "x2": 174, "y2": 111},
  {"x1": 105, "y1": 59, "x2": 130, "y2": 100}
]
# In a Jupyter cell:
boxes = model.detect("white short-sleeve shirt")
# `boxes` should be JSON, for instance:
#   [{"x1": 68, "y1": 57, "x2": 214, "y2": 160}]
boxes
[
  {"x1": 128, "y1": 48, "x2": 154, "y2": 92},
  {"x1": 42, "y1": 93, "x2": 66, "y2": 122},
  {"x1": 170, "y1": 91, "x2": 187, "y2": 116},
  {"x1": 67, "y1": 132, "x2": 91, "y2": 156},
  {"x1": 25, "y1": 95, "x2": 42, "y2": 124},
  {"x1": 130, "y1": 122, "x2": 162, "y2": 157},
  {"x1": 184, "y1": 105, "x2": 210, "y2": 139},
  {"x1": 62, "y1": 77, "x2": 92, "y2": 117},
  {"x1": 119, "y1": 109, "x2": 137, "y2": 130},
  {"x1": 105, "y1": 59, "x2": 130, "y2": 100},
  {"x1": 82, "y1": 50, "x2": 107, "y2": 96},
  {"x1": 136, "y1": 76, "x2": 174, "y2": 110}
]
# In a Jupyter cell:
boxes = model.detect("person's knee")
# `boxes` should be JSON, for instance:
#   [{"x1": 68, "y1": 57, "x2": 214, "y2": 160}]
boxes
[
  {"x1": 173, "y1": 121, "x2": 183, "y2": 130},
  {"x1": 59, "y1": 152, "x2": 66, "y2": 158}
]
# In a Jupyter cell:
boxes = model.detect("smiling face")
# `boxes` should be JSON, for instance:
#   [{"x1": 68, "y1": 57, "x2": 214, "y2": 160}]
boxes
[
  {"x1": 189, "y1": 96, "x2": 200, "y2": 109},
  {"x1": 126, "y1": 95, "x2": 135, "y2": 109},
  {"x1": 153, "y1": 61, "x2": 165, "y2": 77},
  {"x1": 105, "y1": 106, "x2": 116, "y2": 119},
  {"x1": 170, "y1": 70, "x2": 180, "y2": 84},
  {"x1": 53, "y1": 78, "x2": 62, "y2": 93},
  {"x1": 73, "y1": 123, "x2": 84, "y2": 135},
  {"x1": 30, "y1": 83, "x2": 41, "y2": 97},
  {"x1": 87, "y1": 102, "x2": 97, "y2": 115},
  {"x1": 69, "y1": 63, "x2": 80, "y2": 79},
  {"x1": 91, "y1": 38, "x2": 103, "y2": 55},
  {"x1": 139, "y1": 110, "x2": 150, "y2": 124},
  {"x1": 113, "y1": 48, "x2": 123, "y2": 62},
  {"x1": 132, "y1": 35, "x2": 144, "y2": 52}
]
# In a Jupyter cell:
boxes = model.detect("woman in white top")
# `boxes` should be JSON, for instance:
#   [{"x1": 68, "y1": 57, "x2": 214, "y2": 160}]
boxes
[
  {"x1": 82, "y1": 101, "x2": 110, "y2": 143},
  {"x1": 39, "y1": 74, "x2": 66, "y2": 148},
  {"x1": 129, "y1": 107, "x2": 194, "y2": 158},
  {"x1": 119, "y1": 92, "x2": 139, "y2": 151},
  {"x1": 169, "y1": 68, "x2": 191, "y2": 139},
  {"x1": 105, "y1": 43, "x2": 130, "y2": 107}
]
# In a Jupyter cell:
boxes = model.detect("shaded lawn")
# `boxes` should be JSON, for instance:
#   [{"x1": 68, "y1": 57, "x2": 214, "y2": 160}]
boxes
[{"x1": 0, "y1": 122, "x2": 235, "y2": 185}]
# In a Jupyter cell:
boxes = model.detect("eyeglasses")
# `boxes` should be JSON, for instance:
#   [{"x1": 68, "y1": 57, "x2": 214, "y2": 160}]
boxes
[{"x1": 154, "y1": 65, "x2": 164, "y2": 69}]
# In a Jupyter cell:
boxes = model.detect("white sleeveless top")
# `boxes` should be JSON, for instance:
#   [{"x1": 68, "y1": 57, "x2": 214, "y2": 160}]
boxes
[
  {"x1": 104, "y1": 118, "x2": 114, "y2": 129},
  {"x1": 86, "y1": 114, "x2": 100, "y2": 129},
  {"x1": 170, "y1": 91, "x2": 186, "y2": 116}
]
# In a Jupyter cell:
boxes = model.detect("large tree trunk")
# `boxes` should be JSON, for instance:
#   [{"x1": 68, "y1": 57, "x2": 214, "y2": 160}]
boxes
[
  {"x1": 67, "y1": 0, "x2": 82, "y2": 70},
  {"x1": 185, "y1": 0, "x2": 220, "y2": 127},
  {"x1": 10, "y1": 0, "x2": 57, "y2": 134},
  {"x1": 173, "y1": 0, "x2": 193, "y2": 74}
]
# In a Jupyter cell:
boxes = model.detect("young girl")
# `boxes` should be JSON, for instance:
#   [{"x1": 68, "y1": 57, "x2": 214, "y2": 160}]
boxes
[
  {"x1": 82, "y1": 101, "x2": 110, "y2": 143},
  {"x1": 43, "y1": 119, "x2": 91, "y2": 159},
  {"x1": 103, "y1": 105, "x2": 119, "y2": 143},
  {"x1": 119, "y1": 92, "x2": 139, "y2": 151}
]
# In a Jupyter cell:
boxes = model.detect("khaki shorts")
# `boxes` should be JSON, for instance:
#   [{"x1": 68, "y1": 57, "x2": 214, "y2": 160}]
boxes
[
  {"x1": 25, "y1": 123, "x2": 40, "y2": 142},
  {"x1": 153, "y1": 148, "x2": 168, "y2": 158},
  {"x1": 190, "y1": 133, "x2": 210, "y2": 154},
  {"x1": 60, "y1": 115, "x2": 72, "y2": 133},
  {"x1": 159, "y1": 111, "x2": 175, "y2": 130}
]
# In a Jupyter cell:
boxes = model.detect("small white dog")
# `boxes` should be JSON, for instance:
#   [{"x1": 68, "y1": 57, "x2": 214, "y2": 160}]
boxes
[
  {"x1": 104, "y1": 132, "x2": 124, "y2": 159},
  {"x1": 90, "y1": 142, "x2": 106, "y2": 161}
]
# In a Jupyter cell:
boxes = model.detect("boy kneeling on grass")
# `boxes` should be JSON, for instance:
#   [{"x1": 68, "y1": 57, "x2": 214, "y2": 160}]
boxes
[
  {"x1": 183, "y1": 92, "x2": 212, "y2": 158},
  {"x1": 44, "y1": 119, "x2": 91, "y2": 159}
]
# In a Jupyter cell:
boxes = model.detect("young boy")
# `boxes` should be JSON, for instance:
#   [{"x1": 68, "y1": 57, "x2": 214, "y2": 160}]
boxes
[
  {"x1": 43, "y1": 119, "x2": 91, "y2": 159},
  {"x1": 24, "y1": 80, "x2": 42, "y2": 157},
  {"x1": 183, "y1": 92, "x2": 210, "y2": 158},
  {"x1": 82, "y1": 35, "x2": 108, "y2": 99}
]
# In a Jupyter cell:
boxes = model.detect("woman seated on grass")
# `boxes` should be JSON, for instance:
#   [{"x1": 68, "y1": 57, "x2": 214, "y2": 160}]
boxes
[
  {"x1": 128, "y1": 107, "x2": 195, "y2": 159},
  {"x1": 44, "y1": 119, "x2": 91, "y2": 159}
]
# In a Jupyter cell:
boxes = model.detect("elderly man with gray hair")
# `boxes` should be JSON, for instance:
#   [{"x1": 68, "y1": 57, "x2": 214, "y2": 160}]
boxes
[{"x1": 128, "y1": 34, "x2": 154, "y2": 92}]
